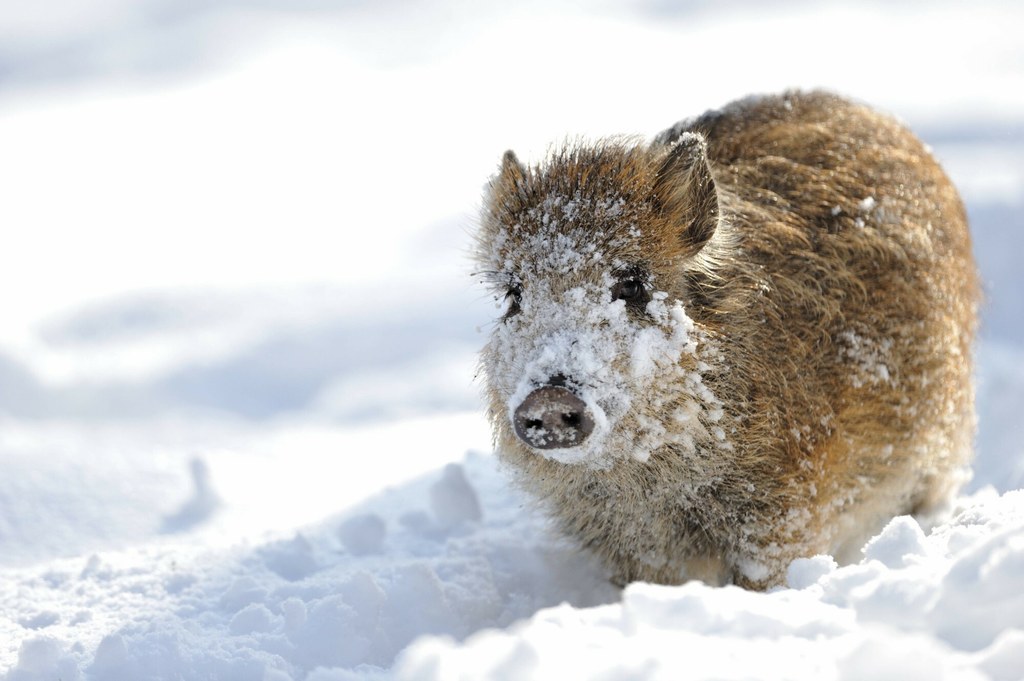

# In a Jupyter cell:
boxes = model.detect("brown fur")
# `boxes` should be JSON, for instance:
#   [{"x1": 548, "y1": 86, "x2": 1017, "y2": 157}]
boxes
[{"x1": 476, "y1": 91, "x2": 979, "y2": 589}]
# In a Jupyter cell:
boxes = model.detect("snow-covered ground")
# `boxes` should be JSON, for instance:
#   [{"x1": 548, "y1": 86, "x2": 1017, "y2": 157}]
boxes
[{"x1": 2, "y1": 1, "x2": 1023, "y2": 679}]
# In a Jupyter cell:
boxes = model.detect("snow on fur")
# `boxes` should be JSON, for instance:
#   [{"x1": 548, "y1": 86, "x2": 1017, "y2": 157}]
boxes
[{"x1": 480, "y1": 189, "x2": 724, "y2": 468}]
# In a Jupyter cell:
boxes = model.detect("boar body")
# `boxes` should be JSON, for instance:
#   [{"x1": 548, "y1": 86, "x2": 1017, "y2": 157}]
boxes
[{"x1": 477, "y1": 91, "x2": 979, "y2": 588}]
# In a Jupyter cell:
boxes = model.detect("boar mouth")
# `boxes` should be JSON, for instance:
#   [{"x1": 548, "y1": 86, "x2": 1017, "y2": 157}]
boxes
[{"x1": 512, "y1": 384, "x2": 596, "y2": 449}]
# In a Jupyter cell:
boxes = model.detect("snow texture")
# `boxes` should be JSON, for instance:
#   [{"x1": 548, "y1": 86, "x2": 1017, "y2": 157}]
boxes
[
  {"x1": 1, "y1": 455, "x2": 620, "y2": 680},
  {"x1": 2, "y1": 1, "x2": 1024, "y2": 680},
  {"x1": 397, "y1": 490, "x2": 1024, "y2": 681}
]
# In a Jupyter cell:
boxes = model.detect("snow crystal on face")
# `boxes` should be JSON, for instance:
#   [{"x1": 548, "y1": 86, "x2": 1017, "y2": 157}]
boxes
[
  {"x1": 496, "y1": 279, "x2": 627, "y2": 467},
  {"x1": 483, "y1": 199, "x2": 724, "y2": 467},
  {"x1": 629, "y1": 293, "x2": 699, "y2": 382},
  {"x1": 493, "y1": 279, "x2": 714, "y2": 467}
]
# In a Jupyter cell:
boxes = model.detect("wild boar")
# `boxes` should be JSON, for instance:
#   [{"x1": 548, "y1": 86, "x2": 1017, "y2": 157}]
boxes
[{"x1": 476, "y1": 90, "x2": 979, "y2": 588}]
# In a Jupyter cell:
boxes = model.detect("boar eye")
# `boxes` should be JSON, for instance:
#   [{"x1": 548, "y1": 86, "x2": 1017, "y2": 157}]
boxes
[
  {"x1": 612, "y1": 279, "x2": 650, "y2": 307},
  {"x1": 503, "y1": 285, "x2": 522, "y2": 319}
]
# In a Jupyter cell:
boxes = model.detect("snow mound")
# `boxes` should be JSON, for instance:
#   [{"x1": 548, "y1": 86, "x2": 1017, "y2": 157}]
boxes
[
  {"x1": 0, "y1": 453, "x2": 620, "y2": 680},
  {"x1": 397, "y1": 489, "x2": 1024, "y2": 681},
  {"x1": 3, "y1": 453, "x2": 1024, "y2": 681}
]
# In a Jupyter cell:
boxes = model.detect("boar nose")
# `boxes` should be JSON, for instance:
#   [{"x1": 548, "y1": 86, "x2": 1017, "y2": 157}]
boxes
[{"x1": 512, "y1": 380, "x2": 595, "y2": 450}]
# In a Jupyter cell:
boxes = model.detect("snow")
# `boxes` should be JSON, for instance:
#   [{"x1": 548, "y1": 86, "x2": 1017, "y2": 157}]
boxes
[
  {"x1": 483, "y1": 245, "x2": 713, "y2": 467},
  {"x1": 858, "y1": 196, "x2": 877, "y2": 212},
  {"x1": 2, "y1": 1, "x2": 1024, "y2": 680},
  {"x1": 1, "y1": 454, "x2": 619, "y2": 679},
  {"x1": 836, "y1": 330, "x2": 894, "y2": 388},
  {"x1": 398, "y1": 492, "x2": 1024, "y2": 681}
]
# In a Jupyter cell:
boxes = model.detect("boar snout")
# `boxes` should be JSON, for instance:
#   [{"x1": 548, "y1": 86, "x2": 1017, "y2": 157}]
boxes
[{"x1": 513, "y1": 377, "x2": 595, "y2": 449}]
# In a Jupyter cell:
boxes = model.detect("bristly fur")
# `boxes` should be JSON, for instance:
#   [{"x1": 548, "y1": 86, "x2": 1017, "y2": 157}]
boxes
[{"x1": 476, "y1": 90, "x2": 980, "y2": 589}]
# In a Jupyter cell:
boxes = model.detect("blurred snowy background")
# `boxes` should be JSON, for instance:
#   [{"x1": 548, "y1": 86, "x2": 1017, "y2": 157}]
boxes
[{"x1": 1, "y1": 1, "x2": 1023, "y2": 679}]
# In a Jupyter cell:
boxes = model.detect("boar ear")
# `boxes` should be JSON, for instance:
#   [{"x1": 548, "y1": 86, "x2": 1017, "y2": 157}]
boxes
[
  {"x1": 497, "y1": 150, "x2": 528, "y2": 194},
  {"x1": 653, "y1": 133, "x2": 720, "y2": 257}
]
